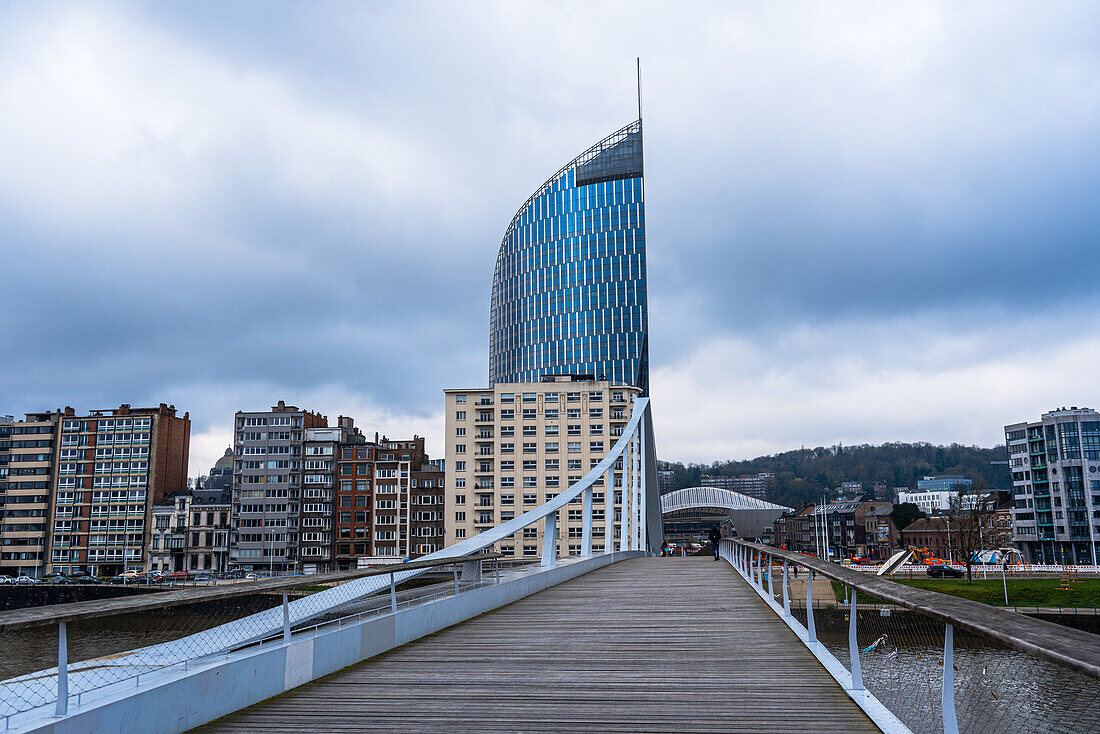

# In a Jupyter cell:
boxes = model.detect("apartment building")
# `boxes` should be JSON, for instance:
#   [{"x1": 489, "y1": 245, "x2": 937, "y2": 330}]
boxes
[
  {"x1": 301, "y1": 419, "x2": 364, "y2": 572},
  {"x1": 409, "y1": 459, "x2": 445, "y2": 557},
  {"x1": 333, "y1": 427, "x2": 377, "y2": 567},
  {"x1": 444, "y1": 378, "x2": 642, "y2": 560},
  {"x1": 700, "y1": 473, "x2": 772, "y2": 501},
  {"x1": 1, "y1": 412, "x2": 60, "y2": 577},
  {"x1": 1006, "y1": 407, "x2": 1100, "y2": 565},
  {"x1": 230, "y1": 401, "x2": 327, "y2": 573},
  {"x1": 48, "y1": 404, "x2": 189, "y2": 577}
]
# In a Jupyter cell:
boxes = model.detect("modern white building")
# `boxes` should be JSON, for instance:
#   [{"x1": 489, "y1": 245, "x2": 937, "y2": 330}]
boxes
[{"x1": 1005, "y1": 407, "x2": 1100, "y2": 565}]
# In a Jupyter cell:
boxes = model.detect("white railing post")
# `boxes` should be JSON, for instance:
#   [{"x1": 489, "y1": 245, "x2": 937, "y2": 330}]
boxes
[
  {"x1": 581, "y1": 485, "x2": 593, "y2": 557},
  {"x1": 389, "y1": 571, "x2": 397, "y2": 613},
  {"x1": 633, "y1": 431, "x2": 642, "y2": 550},
  {"x1": 943, "y1": 624, "x2": 959, "y2": 734},
  {"x1": 766, "y1": 552, "x2": 774, "y2": 600},
  {"x1": 782, "y1": 561, "x2": 791, "y2": 618},
  {"x1": 639, "y1": 415, "x2": 647, "y2": 552},
  {"x1": 618, "y1": 455, "x2": 629, "y2": 552},
  {"x1": 54, "y1": 621, "x2": 68, "y2": 717},
  {"x1": 604, "y1": 468, "x2": 615, "y2": 555},
  {"x1": 542, "y1": 510, "x2": 557, "y2": 569},
  {"x1": 806, "y1": 569, "x2": 817, "y2": 645},
  {"x1": 754, "y1": 551, "x2": 761, "y2": 588},
  {"x1": 282, "y1": 590, "x2": 291, "y2": 642},
  {"x1": 849, "y1": 588, "x2": 863, "y2": 691}
]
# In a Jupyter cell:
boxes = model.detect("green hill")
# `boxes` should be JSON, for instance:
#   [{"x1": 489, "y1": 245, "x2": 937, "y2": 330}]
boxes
[{"x1": 659, "y1": 442, "x2": 1010, "y2": 507}]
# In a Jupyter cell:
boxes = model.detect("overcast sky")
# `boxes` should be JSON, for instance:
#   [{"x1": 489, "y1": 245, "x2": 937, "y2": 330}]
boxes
[{"x1": 3, "y1": 2, "x2": 1099, "y2": 478}]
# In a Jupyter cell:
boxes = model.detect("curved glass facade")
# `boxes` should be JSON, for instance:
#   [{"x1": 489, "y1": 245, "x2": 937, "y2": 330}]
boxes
[{"x1": 489, "y1": 120, "x2": 648, "y2": 392}]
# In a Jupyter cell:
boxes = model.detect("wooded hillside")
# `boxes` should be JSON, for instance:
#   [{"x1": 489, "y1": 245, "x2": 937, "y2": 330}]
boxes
[{"x1": 659, "y1": 442, "x2": 1010, "y2": 508}]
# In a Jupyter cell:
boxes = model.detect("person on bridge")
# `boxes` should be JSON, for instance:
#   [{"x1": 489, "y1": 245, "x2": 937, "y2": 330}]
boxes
[{"x1": 708, "y1": 524, "x2": 722, "y2": 561}]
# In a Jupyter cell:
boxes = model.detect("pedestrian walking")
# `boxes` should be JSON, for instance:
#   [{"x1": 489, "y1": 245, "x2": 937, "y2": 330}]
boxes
[{"x1": 708, "y1": 524, "x2": 722, "y2": 561}]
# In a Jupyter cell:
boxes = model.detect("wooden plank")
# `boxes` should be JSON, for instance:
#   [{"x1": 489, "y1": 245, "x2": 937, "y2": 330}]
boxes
[{"x1": 193, "y1": 557, "x2": 878, "y2": 733}]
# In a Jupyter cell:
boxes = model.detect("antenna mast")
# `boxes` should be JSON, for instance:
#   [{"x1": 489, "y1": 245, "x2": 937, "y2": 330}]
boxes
[{"x1": 636, "y1": 57, "x2": 642, "y2": 121}]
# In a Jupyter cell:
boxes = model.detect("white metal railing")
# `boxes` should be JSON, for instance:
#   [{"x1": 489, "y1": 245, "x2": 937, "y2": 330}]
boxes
[
  {"x1": 1, "y1": 397, "x2": 660, "y2": 724},
  {"x1": 721, "y1": 539, "x2": 1100, "y2": 734}
]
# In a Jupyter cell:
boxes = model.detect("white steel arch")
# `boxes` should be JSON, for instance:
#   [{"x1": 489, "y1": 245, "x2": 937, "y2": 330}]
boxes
[{"x1": 661, "y1": 487, "x2": 792, "y2": 515}]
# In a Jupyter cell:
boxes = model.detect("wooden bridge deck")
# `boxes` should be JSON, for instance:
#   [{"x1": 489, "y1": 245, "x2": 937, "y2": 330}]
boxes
[{"x1": 194, "y1": 557, "x2": 877, "y2": 733}]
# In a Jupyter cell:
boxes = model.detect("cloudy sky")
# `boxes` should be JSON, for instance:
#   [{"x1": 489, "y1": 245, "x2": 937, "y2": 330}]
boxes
[{"x1": 3, "y1": 2, "x2": 1099, "y2": 477}]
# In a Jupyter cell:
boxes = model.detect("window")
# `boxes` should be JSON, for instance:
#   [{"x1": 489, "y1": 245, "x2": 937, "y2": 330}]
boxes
[
  {"x1": 500, "y1": 409, "x2": 515, "y2": 420},
  {"x1": 455, "y1": 444, "x2": 466, "y2": 454},
  {"x1": 454, "y1": 512, "x2": 466, "y2": 522},
  {"x1": 501, "y1": 494, "x2": 515, "y2": 505},
  {"x1": 522, "y1": 409, "x2": 537, "y2": 420},
  {"x1": 523, "y1": 493, "x2": 537, "y2": 504},
  {"x1": 523, "y1": 393, "x2": 537, "y2": 402},
  {"x1": 544, "y1": 392, "x2": 559, "y2": 403},
  {"x1": 545, "y1": 424, "x2": 559, "y2": 436},
  {"x1": 500, "y1": 393, "x2": 514, "y2": 403},
  {"x1": 456, "y1": 428, "x2": 466, "y2": 436},
  {"x1": 523, "y1": 425, "x2": 537, "y2": 436},
  {"x1": 454, "y1": 494, "x2": 466, "y2": 504},
  {"x1": 568, "y1": 442, "x2": 582, "y2": 453},
  {"x1": 455, "y1": 478, "x2": 466, "y2": 489},
  {"x1": 545, "y1": 409, "x2": 559, "y2": 420},
  {"x1": 455, "y1": 529, "x2": 466, "y2": 538},
  {"x1": 567, "y1": 392, "x2": 580, "y2": 402},
  {"x1": 523, "y1": 442, "x2": 537, "y2": 453},
  {"x1": 545, "y1": 442, "x2": 559, "y2": 453},
  {"x1": 455, "y1": 395, "x2": 467, "y2": 403},
  {"x1": 588, "y1": 391, "x2": 603, "y2": 401}
]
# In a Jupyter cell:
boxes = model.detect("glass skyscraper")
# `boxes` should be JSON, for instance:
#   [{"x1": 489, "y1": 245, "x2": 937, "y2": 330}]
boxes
[{"x1": 489, "y1": 119, "x2": 649, "y2": 392}]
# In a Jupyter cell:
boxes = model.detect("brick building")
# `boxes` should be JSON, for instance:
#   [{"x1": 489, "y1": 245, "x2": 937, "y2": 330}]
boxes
[{"x1": 46, "y1": 404, "x2": 190, "y2": 577}]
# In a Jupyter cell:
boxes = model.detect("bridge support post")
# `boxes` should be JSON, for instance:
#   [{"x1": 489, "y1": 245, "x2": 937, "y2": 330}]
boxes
[
  {"x1": 54, "y1": 621, "x2": 67, "y2": 717},
  {"x1": 782, "y1": 561, "x2": 791, "y2": 618},
  {"x1": 389, "y1": 572, "x2": 397, "y2": 613},
  {"x1": 581, "y1": 486, "x2": 593, "y2": 557},
  {"x1": 943, "y1": 624, "x2": 959, "y2": 734},
  {"x1": 604, "y1": 468, "x2": 615, "y2": 555},
  {"x1": 766, "y1": 553, "x2": 774, "y2": 600},
  {"x1": 754, "y1": 551, "x2": 761, "y2": 589},
  {"x1": 806, "y1": 569, "x2": 817, "y2": 646},
  {"x1": 542, "y1": 510, "x2": 558, "y2": 569},
  {"x1": 630, "y1": 431, "x2": 639, "y2": 551},
  {"x1": 849, "y1": 588, "x2": 863, "y2": 691}
]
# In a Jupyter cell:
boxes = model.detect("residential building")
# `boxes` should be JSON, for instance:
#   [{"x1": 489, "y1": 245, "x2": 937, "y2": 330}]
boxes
[
  {"x1": 444, "y1": 379, "x2": 642, "y2": 560},
  {"x1": 409, "y1": 459, "x2": 445, "y2": 557},
  {"x1": 48, "y1": 404, "x2": 190, "y2": 577},
  {"x1": 1006, "y1": 407, "x2": 1100, "y2": 564},
  {"x1": 978, "y1": 491, "x2": 1013, "y2": 553},
  {"x1": 1, "y1": 412, "x2": 60, "y2": 577},
  {"x1": 860, "y1": 505, "x2": 898, "y2": 560},
  {"x1": 488, "y1": 120, "x2": 649, "y2": 393},
  {"x1": 300, "y1": 422, "x2": 347, "y2": 572},
  {"x1": 872, "y1": 482, "x2": 890, "y2": 501},
  {"x1": 187, "y1": 484, "x2": 231, "y2": 573},
  {"x1": 773, "y1": 505, "x2": 815, "y2": 554},
  {"x1": 230, "y1": 401, "x2": 327, "y2": 573},
  {"x1": 657, "y1": 470, "x2": 677, "y2": 495},
  {"x1": 900, "y1": 517, "x2": 951, "y2": 561},
  {"x1": 149, "y1": 492, "x2": 190, "y2": 573},
  {"x1": 700, "y1": 474, "x2": 772, "y2": 501},
  {"x1": 333, "y1": 427, "x2": 377, "y2": 568}
]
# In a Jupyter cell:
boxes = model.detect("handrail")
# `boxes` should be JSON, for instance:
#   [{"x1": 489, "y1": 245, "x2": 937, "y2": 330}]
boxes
[
  {"x1": 731, "y1": 539, "x2": 1100, "y2": 680},
  {"x1": 0, "y1": 553, "x2": 502, "y2": 633}
]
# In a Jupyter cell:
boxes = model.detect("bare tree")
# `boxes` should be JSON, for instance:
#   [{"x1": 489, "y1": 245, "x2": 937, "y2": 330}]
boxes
[{"x1": 946, "y1": 480, "x2": 995, "y2": 583}]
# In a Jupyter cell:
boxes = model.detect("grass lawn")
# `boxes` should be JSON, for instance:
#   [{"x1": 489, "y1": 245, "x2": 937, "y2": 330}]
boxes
[{"x1": 830, "y1": 578, "x2": 1100, "y2": 608}]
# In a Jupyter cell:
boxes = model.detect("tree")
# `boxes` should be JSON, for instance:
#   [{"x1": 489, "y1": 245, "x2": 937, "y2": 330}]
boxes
[
  {"x1": 890, "y1": 503, "x2": 924, "y2": 535},
  {"x1": 945, "y1": 481, "x2": 995, "y2": 583}
]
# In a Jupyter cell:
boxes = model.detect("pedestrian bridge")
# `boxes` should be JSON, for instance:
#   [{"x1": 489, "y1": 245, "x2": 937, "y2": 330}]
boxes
[{"x1": 1, "y1": 397, "x2": 1098, "y2": 733}]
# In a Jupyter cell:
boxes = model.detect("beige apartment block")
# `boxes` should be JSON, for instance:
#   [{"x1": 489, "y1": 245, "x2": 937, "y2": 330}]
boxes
[{"x1": 444, "y1": 378, "x2": 642, "y2": 560}]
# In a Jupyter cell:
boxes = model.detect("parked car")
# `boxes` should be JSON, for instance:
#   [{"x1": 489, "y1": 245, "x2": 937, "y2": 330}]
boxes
[
  {"x1": 0, "y1": 576, "x2": 13, "y2": 585},
  {"x1": 926, "y1": 564, "x2": 965, "y2": 578},
  {"x1": 193, "y1": 573, "x2": 216, "y2": 582},
  {"x1": 14, "y1": 576, "x2": 38, "y2": 585},
  {"x1": 244, "y1": 573, "x2": 259, "y2": 580}
]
